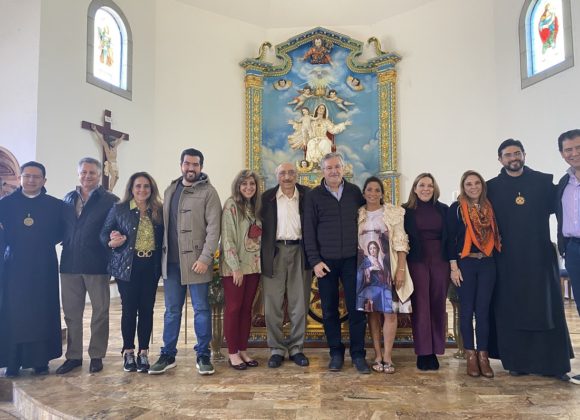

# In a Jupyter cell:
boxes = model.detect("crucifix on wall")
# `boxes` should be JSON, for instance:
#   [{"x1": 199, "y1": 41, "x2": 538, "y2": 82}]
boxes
[{"x1": 81, "y1": 110, "x2": 129, "y2": 191}]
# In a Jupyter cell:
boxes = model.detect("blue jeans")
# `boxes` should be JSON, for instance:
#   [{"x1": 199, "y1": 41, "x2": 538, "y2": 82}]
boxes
[
  {"x1": 565, "y1": 239, "x2": 580, "y2": 316},
  {"x1": 160, "y1": 263, "x2": 211, "y2": 357}
]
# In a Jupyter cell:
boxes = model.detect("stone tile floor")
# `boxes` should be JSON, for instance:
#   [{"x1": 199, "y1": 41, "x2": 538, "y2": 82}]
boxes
[{"x1": 1, "y1": 292, "x2": 579, "y2": 419}]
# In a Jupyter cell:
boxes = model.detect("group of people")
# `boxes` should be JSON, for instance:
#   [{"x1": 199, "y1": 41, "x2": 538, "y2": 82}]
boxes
[{"x1": 1, "y1": 131, "x2": 579, "y2": 385}]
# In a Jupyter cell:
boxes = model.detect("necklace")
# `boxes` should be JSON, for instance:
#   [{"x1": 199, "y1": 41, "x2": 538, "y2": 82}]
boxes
[{"x1": 23, "y1": 213, "x2": 34, "y2": 227}]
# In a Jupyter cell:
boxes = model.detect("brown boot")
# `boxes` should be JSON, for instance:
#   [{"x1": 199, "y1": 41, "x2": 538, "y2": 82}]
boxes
[
  {"x1": 465, "y1": 349, "x2": 480, "y2": 377},
  {"x1": 477, "y1": 351, "x2": 494, "y2": 378}
]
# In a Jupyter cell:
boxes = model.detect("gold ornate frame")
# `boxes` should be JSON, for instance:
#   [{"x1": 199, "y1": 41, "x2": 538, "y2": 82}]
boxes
[{"x1": 239, "y1": 28, "x2": 430, "y2": 346}]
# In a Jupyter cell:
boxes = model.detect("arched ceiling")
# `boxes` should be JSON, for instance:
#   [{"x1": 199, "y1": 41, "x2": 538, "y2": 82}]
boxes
[{"x1": 176, "y1": 0, "x2": 438, "y2": 28}]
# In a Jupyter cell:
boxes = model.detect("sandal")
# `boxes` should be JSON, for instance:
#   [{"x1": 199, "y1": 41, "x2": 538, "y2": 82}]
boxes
[
  {"x1": 383, "y1": 362, "x2": 396, "y2": 374},
  {"x1": 371, "y1": 361, "x2": 384, "y2": 373}
]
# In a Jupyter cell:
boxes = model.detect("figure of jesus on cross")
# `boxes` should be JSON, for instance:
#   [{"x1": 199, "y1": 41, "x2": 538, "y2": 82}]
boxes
[{"x1": 81, "y1": 110, "x2": 129, "y2": 192}]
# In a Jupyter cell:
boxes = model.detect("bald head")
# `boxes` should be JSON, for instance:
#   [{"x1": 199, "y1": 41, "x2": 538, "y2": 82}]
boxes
[{"x1": 276, "y1": 162, "x2": 297, "y2": 196}]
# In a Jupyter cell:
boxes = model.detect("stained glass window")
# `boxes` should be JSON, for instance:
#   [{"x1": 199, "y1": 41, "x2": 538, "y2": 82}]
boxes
[
  {"x1": 520, "y1": 0, "x2": 574, "y2": 88},
  {"x1": 87, "y1": 0, "x2": 133, "y2": 100}
]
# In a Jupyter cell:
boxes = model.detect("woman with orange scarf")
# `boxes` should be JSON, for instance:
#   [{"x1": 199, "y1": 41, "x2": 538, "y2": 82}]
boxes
[{"x1": 447, "y1": 170, "x2": 501, "y2": 378}]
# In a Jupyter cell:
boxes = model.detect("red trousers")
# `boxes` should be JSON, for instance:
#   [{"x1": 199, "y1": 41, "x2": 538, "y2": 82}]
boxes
[{"x1": 222, "y1": 273, "x2": 260, "y2": 354}]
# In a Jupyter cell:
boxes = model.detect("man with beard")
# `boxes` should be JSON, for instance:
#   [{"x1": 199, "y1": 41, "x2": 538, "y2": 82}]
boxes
[
  {"x1": 149, "y1": 149, "x2": 221, "y2": 375},
  {"x1": 487, "y1": 139, "x2": 575, "y2": 383},
  {"x1": 0, "y1": 162, "x2": 63, "y2": 377}
]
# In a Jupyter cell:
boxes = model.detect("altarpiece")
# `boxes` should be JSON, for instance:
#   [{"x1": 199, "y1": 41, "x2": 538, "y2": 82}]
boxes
[{"x1": 238, "y1": 28, "x2": 455, "y2": 346}]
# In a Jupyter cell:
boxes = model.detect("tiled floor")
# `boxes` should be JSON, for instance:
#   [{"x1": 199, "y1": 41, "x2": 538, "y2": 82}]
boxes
[{"x1": 2, "y1": 292, "x2": 580, "y2": 419}]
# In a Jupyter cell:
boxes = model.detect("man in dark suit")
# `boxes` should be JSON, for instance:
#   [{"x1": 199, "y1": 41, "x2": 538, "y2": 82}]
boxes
[{"x1": 261, "y1": 163, "x2": 311, "y2": 368}]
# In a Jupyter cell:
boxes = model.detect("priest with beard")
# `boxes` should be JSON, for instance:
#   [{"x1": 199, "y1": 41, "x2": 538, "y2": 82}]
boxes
[
  {"x1": 487, "y1": 139, "x2": 575, "y2": 383},
  {"x1": 0, "y1": 162, "x2": 64, "y2": 377}
]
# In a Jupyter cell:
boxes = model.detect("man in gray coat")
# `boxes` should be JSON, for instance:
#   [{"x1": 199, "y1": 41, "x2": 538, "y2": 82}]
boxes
[{"x1": 149, "y1": 148, "x2": 221, "y2": 376}]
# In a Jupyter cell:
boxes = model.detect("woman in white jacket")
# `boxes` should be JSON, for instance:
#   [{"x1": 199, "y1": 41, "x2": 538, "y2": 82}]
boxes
[{"x1": 356, "y1": 176, "x2": 413, "y2": 374}]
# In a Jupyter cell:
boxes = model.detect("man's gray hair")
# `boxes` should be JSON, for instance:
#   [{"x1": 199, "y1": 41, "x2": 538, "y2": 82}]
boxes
[
  {"x1": 78, "y1": 157, "x2": 102, "y2": 172},
  {"x1": 320, "y1": 152, "x2": 344, "y2": 169},
  {"x1": 275, "y1": 162, "x2": 294, "y2": 176}
]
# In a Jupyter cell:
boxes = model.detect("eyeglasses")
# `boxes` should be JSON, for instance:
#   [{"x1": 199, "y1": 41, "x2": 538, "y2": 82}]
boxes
[
  {"x1": 278, "y1": 170, "x2": 296, "y2": 177},
  {"x1": 21, "y1": 174, "x2": 44, "y2": 180}
]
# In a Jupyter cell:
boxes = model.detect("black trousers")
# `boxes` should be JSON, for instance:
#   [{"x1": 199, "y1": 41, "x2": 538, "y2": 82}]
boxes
[
  {"x1": 318, "y1": 256, "x2": 367, "y2": 359},
  {"x1": 116, "y1": 256, "x2": 159, "y2": 352},
  {"x1": 457, "y1": 256, "x2": 496, "y2": 351}
]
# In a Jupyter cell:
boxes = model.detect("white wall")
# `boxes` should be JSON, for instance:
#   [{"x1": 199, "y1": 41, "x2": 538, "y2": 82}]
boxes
[
  {"x1": 153, "y1": 0, "x2": 265, "y2": 200},
  {"x1": 0, "y1": 0, "x2": 41, "y2": 163},
  {"x1": 371, "y1": 0, "x2": 497, "y2": 202},
  {"x1": 35, "y1": 0, "x2": 157, "y2": 200},
  {"x1": 493, "y1": 0, "x2": 580, "y2": 179},
  {"x1": 7, "y1": 0, "x2": 580, "y2": 207},
  {"x1": 369, "y1": 0, "x2": 580, "y2": 203}
]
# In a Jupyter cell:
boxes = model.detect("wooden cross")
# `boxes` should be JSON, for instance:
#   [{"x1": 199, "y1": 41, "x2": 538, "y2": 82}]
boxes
[{"x1": 81, "y1": 109, "x2": 129, "y2": 191}]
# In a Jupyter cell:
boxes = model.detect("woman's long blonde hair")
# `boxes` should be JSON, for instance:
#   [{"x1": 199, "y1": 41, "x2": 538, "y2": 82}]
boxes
[{"x1": 402, "y1": 172, "x2": 440, "y2": 209}]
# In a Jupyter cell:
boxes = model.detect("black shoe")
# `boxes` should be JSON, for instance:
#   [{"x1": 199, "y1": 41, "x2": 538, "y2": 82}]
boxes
[
  {"x1": 243, "y1": 359, "x2": 259, "y2": 368},
  {"x1": 416, "y1": 355, "x2": 429, "y2": 371},
  {"x1": 428, "y1": 354, "x2": 440, "y2": 370},
  {"x1": 289, "y1": 352, "x2": 309, "y2": 367},
  {"x1": 89, "y1": 358, "x2": 103, "y2": 373},
  {"x1": 228, "y1": 359, "x2": 247, "y2": 371},
  {"x1": 4, "y1": 366, "x2": 19, "y2": 378},
  {"x1": 123, "y1": 353, "x2": 137, "y2": 372},
  {"x1": 34, "y1": 365, "x2": 49, "y2": 375},
  {"x1": 328, "y1": 355, "x2": 344, "y2": 372},
  {"x1": 352, "y1": 358, "x2": 371, "y2": 374},
  {"x1": 268, "y1": 354, "x2": 284, "y2": 368},
  {"x1": 56, "y1": 359, "x2": 82, "y2": 375},
  {"x1": 509, "y1": 370, "x2": 529, "y2": 376}
]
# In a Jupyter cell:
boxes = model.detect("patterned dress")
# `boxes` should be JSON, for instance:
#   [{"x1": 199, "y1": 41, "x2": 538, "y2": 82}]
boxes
[{"x1": 356, "y1": 208, "x2": 400, "y2": 313}]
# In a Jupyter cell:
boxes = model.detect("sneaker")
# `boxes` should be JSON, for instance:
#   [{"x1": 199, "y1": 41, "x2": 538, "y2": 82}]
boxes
[
  {"x1": 569, "y1": 374, "x2": 580, "y2": 385},
  {"x1": 123, "y1": 352, "x2": 137, "y2": 372},
  {"x1": 136, "y1": 354, "x2": 150, "y2": 373},
  {"x1": 196, "y1": 355, "x2": 215, "y2": 376},
  {"x1": 148, "y1": 354, "x2": 176, "y2": 375}
]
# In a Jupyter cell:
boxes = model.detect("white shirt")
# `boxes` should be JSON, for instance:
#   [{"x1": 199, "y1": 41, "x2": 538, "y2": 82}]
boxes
[{"x1": 276, "y1": 186, "x2": 301, "y2": 240}]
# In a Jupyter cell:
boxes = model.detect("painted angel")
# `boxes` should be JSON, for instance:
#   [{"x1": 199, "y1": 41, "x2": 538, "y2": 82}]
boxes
[
  {"x1": 287, "y1": 86, "x2": 314, "y2": 111},
  {"x1": 325, "y1": 89, "x2": 354, "y2": 112}
]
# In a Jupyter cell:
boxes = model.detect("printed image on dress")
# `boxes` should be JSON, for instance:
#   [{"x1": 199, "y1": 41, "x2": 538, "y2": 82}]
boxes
[{"x1": 356, "y1": 228, "x2": 395, "y2": 313}]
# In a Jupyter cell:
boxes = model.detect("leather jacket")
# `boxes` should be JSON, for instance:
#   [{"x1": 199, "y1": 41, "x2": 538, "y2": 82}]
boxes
[{"x1": 100, "y1": 201, "x2": 164, "y2": 282}]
